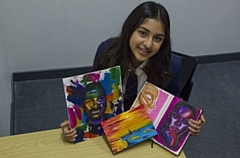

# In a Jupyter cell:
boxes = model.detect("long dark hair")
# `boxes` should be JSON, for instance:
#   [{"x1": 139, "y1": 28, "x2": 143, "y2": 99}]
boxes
[{"x1": 93, "y1": 1, "x2": 172, "y2": 89}]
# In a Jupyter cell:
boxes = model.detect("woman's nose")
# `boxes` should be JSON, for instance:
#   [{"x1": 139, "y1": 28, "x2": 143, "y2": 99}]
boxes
[{"x1": 143, "y1": 37, "x2": 153, "y2": 49}]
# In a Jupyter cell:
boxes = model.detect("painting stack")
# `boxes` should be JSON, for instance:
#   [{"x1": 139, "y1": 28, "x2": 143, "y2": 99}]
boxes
[{"x1": 62, "y1": 66, "x2": 202, "y2": 155}]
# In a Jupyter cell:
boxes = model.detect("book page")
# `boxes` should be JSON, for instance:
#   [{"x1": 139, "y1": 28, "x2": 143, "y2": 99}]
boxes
[{"x1": 131, "y1": 81, "x2": 202, "y2": 155}]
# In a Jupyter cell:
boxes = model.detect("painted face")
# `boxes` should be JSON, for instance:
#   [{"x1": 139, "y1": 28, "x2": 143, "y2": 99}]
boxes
[
  {"x1": 83, "y1": 87, "x2": 106, "y2": 120},
  {"x1": 139, "y1": 83, "x2": 159, "y2": 110},
  {"x1": 168, "y1": 105, "x2": 194, "y2": 135},
  {"x1": 129, "y1": 18, "x2": 165, "y2": 66},
  {"x1": 163, "y1": 105, "x2": 194, "y2": 147}
]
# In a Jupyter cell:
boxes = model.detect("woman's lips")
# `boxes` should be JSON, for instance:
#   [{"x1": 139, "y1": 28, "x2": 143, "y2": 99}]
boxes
[{"x1": 138, "y1": 47, "x2": 151, "y2": 56}]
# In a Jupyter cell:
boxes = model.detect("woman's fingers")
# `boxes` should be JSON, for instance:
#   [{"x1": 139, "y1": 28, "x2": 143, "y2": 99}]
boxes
[
  {"x1": 188, "y1": 115, "x2": 205, "y2": 136},
  {"x1": 60, "y1": 120, "x2": 77, "y2": 142}
]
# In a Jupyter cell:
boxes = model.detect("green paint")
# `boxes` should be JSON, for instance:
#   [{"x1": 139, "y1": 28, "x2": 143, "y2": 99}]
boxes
[
  {"x1": 81, "y1": 75, "x2": 88, "y2": 86},
  {"x1": 110, "y1": 66, "x2": 121, "y2": 86}
]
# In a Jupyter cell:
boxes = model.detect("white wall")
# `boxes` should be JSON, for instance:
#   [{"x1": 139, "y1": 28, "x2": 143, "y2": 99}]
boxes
[
  {"x1": 1, "y1": 0, "x2": 239, "y2": 72},
  {"x1": 0, "y1": 31, "x2": 11, "y2": 137},
  {"x1": 165, "y1": 1, "x2": 240, "y2": 55},
  {"x1": 0, "y1": 0, "x2": 239, "y2": 136}
]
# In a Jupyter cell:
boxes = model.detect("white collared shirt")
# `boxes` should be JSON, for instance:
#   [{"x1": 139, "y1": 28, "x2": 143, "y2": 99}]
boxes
[{"x1": 122, "y1": 60, "x2": 148, "y2": 94}]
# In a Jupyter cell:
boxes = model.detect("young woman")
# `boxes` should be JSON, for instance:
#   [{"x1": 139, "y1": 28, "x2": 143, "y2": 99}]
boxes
[{"x1": 61, "y1": 1, "x2": 205, "y2": 143}]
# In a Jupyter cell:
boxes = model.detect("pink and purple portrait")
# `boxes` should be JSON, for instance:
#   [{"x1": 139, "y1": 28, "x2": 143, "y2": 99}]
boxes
[
  {"x1": 132, "y1": 82, "x2": 202, "y2": 155},
  {"x1": 154, "y1": 98, "x2": 202, "y2": 154}
]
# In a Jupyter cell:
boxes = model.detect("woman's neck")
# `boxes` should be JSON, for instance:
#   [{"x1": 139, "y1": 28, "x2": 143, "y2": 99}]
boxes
[{"x1": 132, "y1": 58, "x2": 143, "y2": 69}]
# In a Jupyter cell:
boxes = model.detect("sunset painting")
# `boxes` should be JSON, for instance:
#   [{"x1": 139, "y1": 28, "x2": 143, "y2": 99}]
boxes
[{"x1": 101, "y1": 105, "x2": 157, "y2": 154}]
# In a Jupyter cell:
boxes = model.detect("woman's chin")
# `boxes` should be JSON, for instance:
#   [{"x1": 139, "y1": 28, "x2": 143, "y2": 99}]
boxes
[{"x1": 135, "y1": 56, "x2": 147, "y2": 64}]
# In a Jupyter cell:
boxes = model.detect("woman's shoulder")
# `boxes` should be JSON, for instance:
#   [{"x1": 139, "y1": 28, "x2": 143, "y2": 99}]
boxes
[
  {"x1": 96, "y1": 38, "x2": 115, "y2": 55},
  {"x1": 94, "y1": 38, "x2": 116, "y2": 67},
  {"x1": 94, "y1": 38, "x2": 112, "y2": 61},
  {"x1": 98, "y1": 38, "x2": 113, "y2": 49}
]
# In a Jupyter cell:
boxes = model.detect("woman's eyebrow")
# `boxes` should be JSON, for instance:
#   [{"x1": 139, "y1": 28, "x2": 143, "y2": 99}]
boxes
[{"x1": 138, "y1": 27, "x2": 165, "y2": 37}]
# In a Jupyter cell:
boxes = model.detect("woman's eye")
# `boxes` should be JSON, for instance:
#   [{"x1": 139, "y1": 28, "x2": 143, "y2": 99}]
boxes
[
  {"x1": 139, "y1": 31, "x2": 146, "y2": 37},
  {"x1": 154, "y1": 37, "x2": 162, "y2": 42}
]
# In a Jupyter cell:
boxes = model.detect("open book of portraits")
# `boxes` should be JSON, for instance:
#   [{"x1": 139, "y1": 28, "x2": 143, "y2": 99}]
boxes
[{"x1": 132, "y1": 82, "x2": 202, "y2": 155}]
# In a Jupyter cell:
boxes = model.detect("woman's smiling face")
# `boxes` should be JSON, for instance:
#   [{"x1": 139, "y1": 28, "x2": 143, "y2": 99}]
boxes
[{"x1": 129, "y1": 18, "x2": 165, "y2": 66}]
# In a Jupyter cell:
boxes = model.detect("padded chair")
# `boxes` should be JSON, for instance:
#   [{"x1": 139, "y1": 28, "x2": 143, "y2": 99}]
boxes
[
  {"x1": 173, "y1": 51, "x2": 198, "y2": 101},
  {"x1": 11, "y1": 53, "x2": 197, "y2": 135},
  {"x1": 11, "y1": 67, "x2": 92, "y2": 135}
]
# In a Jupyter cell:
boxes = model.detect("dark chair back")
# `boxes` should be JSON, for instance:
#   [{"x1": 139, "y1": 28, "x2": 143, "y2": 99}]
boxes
[
  {"x1": 173, "y1": 51, "x2": 198, "y2": 101},
  {"x1": 11, "y1": 54, "x2": 197, "y2": 135},
  {"x1": 11, "y1": 66, "x2": 92, "y2": 135}
]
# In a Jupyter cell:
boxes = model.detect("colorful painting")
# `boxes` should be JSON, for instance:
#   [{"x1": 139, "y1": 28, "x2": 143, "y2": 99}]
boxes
[
  {"x1": 101, "y1": 104, "x2": 157, "y2": 154},
  {"x1": 132, "y1": 82, "x2": 202, "y2": 155},
  {"x1": 62, "y1": 66, "x2": 123, "y2": 143}
]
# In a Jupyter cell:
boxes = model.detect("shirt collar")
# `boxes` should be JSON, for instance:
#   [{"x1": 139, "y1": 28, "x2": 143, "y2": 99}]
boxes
[{"x1": 135, "y1": 59, "x2": 148, "y2": 76}]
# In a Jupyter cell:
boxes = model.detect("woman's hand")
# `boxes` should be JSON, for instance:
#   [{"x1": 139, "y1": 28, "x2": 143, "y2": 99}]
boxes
[
  {"x1": 60, "y1": 120, "x2": 77, "y2": 142},
  {"x1": 188, "y1": 115, "x2": 206, "y2": 136}
]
